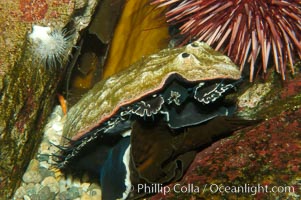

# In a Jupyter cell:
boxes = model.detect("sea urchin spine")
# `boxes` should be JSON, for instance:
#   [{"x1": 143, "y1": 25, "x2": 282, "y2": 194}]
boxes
[{"x1": 152, "y1": 0, "x2": 301, "y2": 81}]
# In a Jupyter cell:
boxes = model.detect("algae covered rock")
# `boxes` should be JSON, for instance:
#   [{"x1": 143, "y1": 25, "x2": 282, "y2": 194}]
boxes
[{"x1": 0, "y1": 0, "x2": 99, "y2": 198}]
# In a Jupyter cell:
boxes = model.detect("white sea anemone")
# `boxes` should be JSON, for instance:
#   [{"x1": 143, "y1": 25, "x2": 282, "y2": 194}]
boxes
[{"x1": 29, "y1": 25, "x2": 73, "y2": 69}]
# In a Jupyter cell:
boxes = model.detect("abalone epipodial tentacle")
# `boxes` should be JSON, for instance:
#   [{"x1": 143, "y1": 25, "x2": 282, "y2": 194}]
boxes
[{"x1": 58, "y1": 78, "x2": 238, "y2": 168}]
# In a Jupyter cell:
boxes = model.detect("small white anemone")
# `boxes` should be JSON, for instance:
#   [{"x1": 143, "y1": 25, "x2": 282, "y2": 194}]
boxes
[{"x1": 29, "y1": 25, "x2": 73, "y2": 69}]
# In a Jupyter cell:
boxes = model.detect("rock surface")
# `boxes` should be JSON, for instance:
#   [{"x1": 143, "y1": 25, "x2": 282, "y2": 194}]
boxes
[
  {"x1": 7, "y1": 0, "x2": 301, "y2": 199},
  {"x1": 13, "y1": 106, "x2": 102, "y2": 200},
  {"x1": 149, "y1": 70, "x2": 301, "y2": 199},
  {"x1": 0, "y1": 0, "x2": 99, "y2": 198}
]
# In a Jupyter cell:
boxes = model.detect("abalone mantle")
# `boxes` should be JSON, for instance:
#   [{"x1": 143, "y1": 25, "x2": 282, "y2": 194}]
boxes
[{"x1": 63, "y1": 41, "x2": 240, "y2": 141}]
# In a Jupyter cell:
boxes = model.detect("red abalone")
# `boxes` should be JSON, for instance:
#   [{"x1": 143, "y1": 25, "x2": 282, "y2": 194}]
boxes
[
  {"x1": 62, "y1": 41, "x2": 240, "y2": 140},
  {"x1": 58, "y1": 41, "x2": 242, "y2": 200}
]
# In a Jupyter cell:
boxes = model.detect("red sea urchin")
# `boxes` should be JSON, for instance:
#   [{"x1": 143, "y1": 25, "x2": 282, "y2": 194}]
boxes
[{"x1": 152, "y1": 0, "x2": 301, "y2": 81}]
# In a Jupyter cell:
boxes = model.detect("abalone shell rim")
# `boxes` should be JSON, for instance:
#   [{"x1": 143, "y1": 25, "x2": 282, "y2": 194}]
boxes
[{"x1": 63, "y1": 42, "x2": 241, "y2": 141}]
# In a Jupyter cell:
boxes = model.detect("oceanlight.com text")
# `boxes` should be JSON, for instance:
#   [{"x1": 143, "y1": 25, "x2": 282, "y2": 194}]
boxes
[
  {"x1": 134, "y1": 183, "x2": 296, "y2": 196},
  {"x1": 205, "y1": 183, "x2": 295, "y2": 196}
]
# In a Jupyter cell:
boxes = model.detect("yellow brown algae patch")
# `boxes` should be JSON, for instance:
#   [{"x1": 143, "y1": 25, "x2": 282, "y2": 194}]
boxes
[{"x1": 103, "y1": 0, "x2": 170, "y2": 78}]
